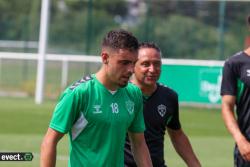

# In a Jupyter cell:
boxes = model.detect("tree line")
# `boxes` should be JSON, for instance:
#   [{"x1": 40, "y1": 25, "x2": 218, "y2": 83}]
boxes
[{"x1": 0, "y1": 0, "x2": 249, "y2": 60}]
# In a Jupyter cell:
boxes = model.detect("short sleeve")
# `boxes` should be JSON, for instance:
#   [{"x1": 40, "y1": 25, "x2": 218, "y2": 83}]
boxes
[
  {"x1": 166, "y1": 93, "x2": 181, "y2": 130},
  {"x1": 49, "y1": 89, "x2": 81, "y2": 133},
  {"x1": 220, "y1": 60, "x2": 237, "y2": 96}
]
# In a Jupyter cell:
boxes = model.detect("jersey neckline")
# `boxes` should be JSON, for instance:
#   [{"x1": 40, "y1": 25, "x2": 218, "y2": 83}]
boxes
[
  {"x1": 242, "y1": 51, "x2": 250, "y2": 58},
  {"x1": 92, "y1": 74, "x2": 120, "y2": 96}
]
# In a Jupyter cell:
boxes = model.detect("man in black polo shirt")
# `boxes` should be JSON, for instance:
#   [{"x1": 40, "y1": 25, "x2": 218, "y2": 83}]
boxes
[
  {"x1": 124, "y1": 42, "x2": 201, "y2": 167},
  {"x1": 221, "y1": 16, "x2": 250, "y2": 167}
]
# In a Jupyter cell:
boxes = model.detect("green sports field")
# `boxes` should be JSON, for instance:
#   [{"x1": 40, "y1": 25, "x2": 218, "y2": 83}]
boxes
[{"x1": 0, "y1": 97, "x2": 233, "y2": 167}]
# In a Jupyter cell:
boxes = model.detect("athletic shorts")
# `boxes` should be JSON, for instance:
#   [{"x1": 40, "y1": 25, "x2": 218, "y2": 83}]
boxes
[{"x1": 234, "y1": 145, "x2": 250, "y2": 167}]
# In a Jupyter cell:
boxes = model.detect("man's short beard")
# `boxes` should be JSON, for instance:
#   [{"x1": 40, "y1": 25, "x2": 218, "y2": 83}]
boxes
[{"x1": 118, "y1": 82, "x2": 128, "y2": 88}]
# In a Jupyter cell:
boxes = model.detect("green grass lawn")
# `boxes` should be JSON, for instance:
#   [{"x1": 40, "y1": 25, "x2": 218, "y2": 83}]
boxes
[
  {"x1": 0, "y1": 97, "x2": 234, "y2": 167},
  {"x1": 164, "y1": 107, "x2": 234, "y2": 167}
]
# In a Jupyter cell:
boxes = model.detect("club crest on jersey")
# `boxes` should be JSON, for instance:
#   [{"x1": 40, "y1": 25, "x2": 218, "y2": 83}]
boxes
[
  {"x1": 126, "y1": 100, "x2": 134, "y2": 114},
  {"x1": 247, "y1": 69, "x2": 250, "y2": 76},
  {"x1": 157, "y1": 104, "x2": 166, "y2": 117}
]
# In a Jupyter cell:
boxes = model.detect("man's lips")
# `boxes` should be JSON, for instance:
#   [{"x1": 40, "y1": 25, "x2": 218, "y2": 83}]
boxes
[{"x1": 145, "y1": 76, "x2": 158, "y2": 80}]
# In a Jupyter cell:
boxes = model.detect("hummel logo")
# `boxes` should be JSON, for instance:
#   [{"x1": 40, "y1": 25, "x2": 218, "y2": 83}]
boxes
[
  {"x1": 93, "y1": 105, "x2": 102, "y2": 114},
  {"x1": 247, "y1": 69, "x2": 250, "y2": 77}
]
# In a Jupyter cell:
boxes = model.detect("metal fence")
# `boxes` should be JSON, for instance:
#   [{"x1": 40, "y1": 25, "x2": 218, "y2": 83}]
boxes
[
  {"x1": 0, "y1": 52, "x2": 224, "y2": 106},
  {"x1": 1, "y1": 0, "x2": 249, "y2": 104}
]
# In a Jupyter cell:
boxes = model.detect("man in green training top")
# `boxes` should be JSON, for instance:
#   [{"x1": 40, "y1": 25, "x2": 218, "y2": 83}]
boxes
[{"x1": 40, "y1": 29, "x2": 153, "y2": 167}]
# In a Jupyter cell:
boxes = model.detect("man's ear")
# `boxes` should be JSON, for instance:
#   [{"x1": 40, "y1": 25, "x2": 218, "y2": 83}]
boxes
[{"x1": 101, "y1": 52, "x2": 109, "y2": 64}]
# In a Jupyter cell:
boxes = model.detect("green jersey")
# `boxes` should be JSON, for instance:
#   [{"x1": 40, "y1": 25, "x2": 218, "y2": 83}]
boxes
[{"x1": 49, "y1": 74, "x2": 145, "y2": 167}]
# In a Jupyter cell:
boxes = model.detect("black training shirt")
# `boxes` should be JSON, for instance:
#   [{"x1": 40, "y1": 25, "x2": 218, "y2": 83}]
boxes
[
  {"x1": 124, "y1": 83, "x2": 181, "y2": 167},
  {"x1": 221, "y1": 51, "x2": 250, "y2": 140}
]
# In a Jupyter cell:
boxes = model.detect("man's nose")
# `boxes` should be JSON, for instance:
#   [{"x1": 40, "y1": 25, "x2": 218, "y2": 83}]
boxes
[{"x1": 148, "y1": 64, "x2": 155, "y2": 72}]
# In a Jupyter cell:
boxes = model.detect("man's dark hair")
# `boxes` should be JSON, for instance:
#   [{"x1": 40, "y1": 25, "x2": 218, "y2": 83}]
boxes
[
  {"x1": 139, "y1": 42, "x2": 161, "y2": 55},
  {"x1": 248, "y1": 15, "x2": 250, "y2": 26},
  {"x1": 102, "y1": 29, "x2": 139, "y2": 52}
]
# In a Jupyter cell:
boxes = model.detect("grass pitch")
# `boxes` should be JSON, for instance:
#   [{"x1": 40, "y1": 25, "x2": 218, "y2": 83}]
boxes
[{"x1": 0, "y1": 97, "x2": 233, "y2": 167}]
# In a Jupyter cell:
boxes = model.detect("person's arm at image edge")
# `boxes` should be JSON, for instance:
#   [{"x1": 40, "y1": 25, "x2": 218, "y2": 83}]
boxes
[
  {"x1": 168, "y1": 128, "x2": 201, "y2": 167},
  {"x1": 40, "y1": 128, "x2": 64, "y2": 167},
  {"x1": 221, "y1": 95, "x2": 250, "y2": 161},
  {"x1": 128, "y1": 132, "x2": 153, "y2": 167}
]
